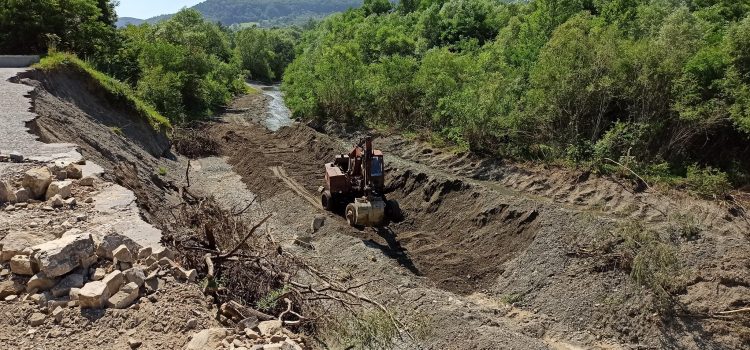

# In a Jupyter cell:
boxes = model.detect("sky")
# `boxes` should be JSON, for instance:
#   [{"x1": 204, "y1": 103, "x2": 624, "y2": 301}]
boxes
[{"x1": 116, "y1": 0, "x2": 205, "y2": 19}]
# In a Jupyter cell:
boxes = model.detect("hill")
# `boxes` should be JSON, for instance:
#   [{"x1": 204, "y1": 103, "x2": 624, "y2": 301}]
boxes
[
  {"x1": 144, "y1": 0, "x2": 363, "y2": 27},
  {"x1": 115, "y1": 17, "x2": 144, "y2": 27}
]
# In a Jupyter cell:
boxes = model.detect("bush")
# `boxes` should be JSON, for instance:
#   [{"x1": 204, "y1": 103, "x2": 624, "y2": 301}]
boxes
[
  {"x1": 685, "y1": 165, "x2": 731, "y2": 198},
  {"x1": 618, "y1": 222, "x2": 680, "y2": 308}
]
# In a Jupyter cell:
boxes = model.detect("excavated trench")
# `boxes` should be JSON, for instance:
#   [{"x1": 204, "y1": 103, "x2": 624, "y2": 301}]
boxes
[{"x1": 207, "y1": 120, "x2": 543, "y2": 295}]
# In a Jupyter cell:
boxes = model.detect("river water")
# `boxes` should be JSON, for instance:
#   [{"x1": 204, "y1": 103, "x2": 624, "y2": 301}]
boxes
[{"x1": 248, "y1": 83, "x2": 293, "y2": 131}]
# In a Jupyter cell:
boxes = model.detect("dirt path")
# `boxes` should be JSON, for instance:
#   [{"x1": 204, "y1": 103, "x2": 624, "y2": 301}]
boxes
[{"x1": 270, "y1": 165, "x2": 322, "y2": 210}]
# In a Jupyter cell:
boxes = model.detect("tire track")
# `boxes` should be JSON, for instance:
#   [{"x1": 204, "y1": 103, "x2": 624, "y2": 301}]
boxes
[{"x1": 269, "y1": 165, "x2": 322, "y2": 210}]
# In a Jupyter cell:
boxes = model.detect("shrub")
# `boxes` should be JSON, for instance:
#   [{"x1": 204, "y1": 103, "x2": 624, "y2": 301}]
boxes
[
  {"x1": 685, "y1": 165, "x2": 731, "y2": 199},
  {"x1": 618, "y1": 222, "x2": 680, "y2": 308}
]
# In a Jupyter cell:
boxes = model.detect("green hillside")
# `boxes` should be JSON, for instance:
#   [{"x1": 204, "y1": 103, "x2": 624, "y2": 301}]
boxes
[{"x1": 146, "y1": 0, "x2": 363, "y2": 26}]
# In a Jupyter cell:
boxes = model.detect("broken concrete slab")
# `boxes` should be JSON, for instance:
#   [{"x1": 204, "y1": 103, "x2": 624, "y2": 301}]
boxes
[
  {"x1": 107, "y1": 282, "x2": 139, "y2": 309},
  {"x1": 29, "y1": 233, "x2": 95, "y2": 277},
  {"x1": 113, "y1": 244, "x2": 133, "y2": 263}
]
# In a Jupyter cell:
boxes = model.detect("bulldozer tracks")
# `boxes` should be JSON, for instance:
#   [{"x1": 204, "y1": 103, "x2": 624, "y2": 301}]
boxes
[{"x1": 269, "y1": 165, "x2": 323, "y2": 210}]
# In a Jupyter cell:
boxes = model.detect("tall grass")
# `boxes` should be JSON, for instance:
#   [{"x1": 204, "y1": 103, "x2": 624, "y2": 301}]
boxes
[{"x1": 34, "y1": 52, "x2": 171, "y2": 131}]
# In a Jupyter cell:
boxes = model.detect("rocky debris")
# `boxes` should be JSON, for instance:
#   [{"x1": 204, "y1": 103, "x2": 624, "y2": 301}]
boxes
[
  {"x1": 79, "y1": 281, "x2": 110, "y2": 309},
  {"x1": 29, "y1": 233, "x2": 95, "y2": 277},
  {"x1": 107, "y1": 281, "x2": 139, "y2": 309},
  {"x1": 64, "y1": 163, "x2": 83, "y2": 179},
  {"x1": 128, "y1": 338, "x2": 142, "y2": 349},
  {"x1": 95, "y1": 231, "x2": 142, "y2": 260},
  {"x1": 52, "y1": 306, "x2": 64, "y2": 322},
  {"x1": 123, "y1": 267, "x2": 145, "y2": 287},
  {"x1": 91, "y1": 268, "x2": 106, "y2": 281},
  {"x1": 137, "y1": 247, "x2": 152, "y2": 260},
  {"x1": 0, "y1": 231, "x2": 46, "y2": 261},
  {"x1": 45, "y1": 180, "x2": 72, "y2": 200},
  {"x1": 23, "y1": 167, "x2": 53, "y2": 199}
]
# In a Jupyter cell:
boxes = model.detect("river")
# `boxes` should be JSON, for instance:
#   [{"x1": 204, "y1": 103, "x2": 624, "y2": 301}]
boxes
[{"x1": 248, "y1": 83, "x2": 293, "y2": 132}]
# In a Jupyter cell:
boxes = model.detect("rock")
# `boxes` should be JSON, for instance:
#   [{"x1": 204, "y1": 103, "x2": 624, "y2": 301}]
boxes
[
  {"x1": 113, "y1": 245, "x2": 133, "y2": 263},
  {"x1": 123, "y1": 267, "x2": 146, "y2": 287},
  {"x1": 186, "y1": 318, "x2": 198, "y2": 330},
  {"x1": 102, "y1": 270, "x2": 124, "y2": 293},
  {"x1": 78, "y1": 281, "x2": 110, "y2": 309},
  {"x1": 49, "y1": 194, "x2": 64, "y2": 208},
  {"x1": 128, "y1": 338, "x2": 142, "y2": 349},
  {"x1": 81, "y1": 254, "x2": 97, "y2": 270},
  {"x1": 95, "y1": 231, "x2": 142, "y2": 260},
  {"x1": 4, "y1": 205, "x2": 15, "y2": 211},
  {"x1": 185, "y1": 328, "x2": 228, "y2": 350},
  {"x1": 10, "y1": 254, "x2": 37, "y2": 275},
  {"x1": 28, "y1": 312, "x2": 46, "y2": 326},
  {"x1": 29, "y1": 233, "x2": 95, "y2": 277},
  {"x1": 0, "y1": 231, "x2": 46, "y2": 261},
  {"x1": 69, "y1": 288, "x2": 81, "y2": 300},
  {"x1": 118, "y1": 261, "x2": 132, "y2": 271},
  {"x1": 257, "y1": 320, "x2": 283, "y2": 336},
  {"x1": 283, "y1": 339, "x2": 303, "y2": 350},
  {"x1": 0, "y1": 280, "x2": 24, "y2": 298},
  {"x1": 4, "y1": 294, "x2": 17, "y2": 301},
  {"x1": 52, "y1": 306, "x2": 64, "y2": 322},
  {"x1": 64, "y1": 197, "x2": 76, "y2": 207},
  {"x1": 27, "y1": 272, "x2": 58, "y2": 292},
  {"x1": 173, "y1": 267, "x2": 197, "y2": 282},
  {"x1": 51, "y1": 273, "x2": 85, "y2": 297},
  {"x1": 0, "y1": 180, "x2": 15, "y2": 203},
  {"x1": 14, "y1": 188, "x2": 29, "y2": 203},
  {"x1": 263, "y1": 344, "x2": 283, "y2": 350},
  {"x1": 143, "y1": 276, "x2": 161, "y2": 293},
  {"x1": 78, "y1": 176, "x2": 95, "y2": 187},
  {"x1": 46, "y1": 180, "x2": 72, "y2": 200},
  {"x1": 311, "y1": 216, "x2": 325, "y2": 232},
  {"x1": 270, "y1": 335, "x2": 286, "y2": 342},
  {"x1": 64, "y1": 163, "x2": 82, "y2": 179},
  {"x1": 137, "y1": 247, "x2": 152, "y2": 260},
  {"x1": 75, "y1": 214, "x2": 88, "y2": 222},
  {"x1": 91, "y1": 268, "x2": 106, "y2": 281},
  {"x1": 29, "y1": 293, "x2": 50, "y2": 305},
  {"x1": 9, "y1": 152, "x2": 23, "y2": 162},
  {"x1": 245, "y1": 329, "x2": 260, "y2": 340},
  {"x1": 151, "y1": 247, "x2": 174, "y2": 260},
  {"x1": 84, "y1": 197, "x2": 94, "y2": 203},
  {"x1": 23, "y1": 168, "x2": 53, "y2": 199},
  {"x1": 107, "y1": 282, "x2": 139, "y2": 309}
]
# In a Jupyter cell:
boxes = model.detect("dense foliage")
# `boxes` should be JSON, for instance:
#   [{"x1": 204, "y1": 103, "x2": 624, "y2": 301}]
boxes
[
  {"x1": 0, "y1": 0, "x2": 117, "y2": 57},
  {"x1": 283, "y1": 0, "x2": 750, "y2": 185},
  {"x1": 235, "y1": 27, "x2": 301, "y2": 82}
]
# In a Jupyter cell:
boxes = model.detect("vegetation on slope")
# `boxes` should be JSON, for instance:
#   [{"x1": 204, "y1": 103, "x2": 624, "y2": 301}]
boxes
[
  {"x1": 34, "y1": 52, "x2": 171, "y2": 130},
  {"x1": 283, "y1": 0, "x2": 750, "y2": 189},
  {"x1": 147, "y1": 0, "x2": 363, "y2": 27}
]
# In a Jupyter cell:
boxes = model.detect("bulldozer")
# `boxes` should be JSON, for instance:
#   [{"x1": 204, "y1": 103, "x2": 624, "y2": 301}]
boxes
[{"x1": 320, "y1": 136, "x2": 399, "y2": 226}]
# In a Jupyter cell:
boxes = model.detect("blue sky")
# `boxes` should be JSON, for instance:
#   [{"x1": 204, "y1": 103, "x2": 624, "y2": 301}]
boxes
[{"x1": 116, "y1": 0, "x2": 205, "y2": 19}]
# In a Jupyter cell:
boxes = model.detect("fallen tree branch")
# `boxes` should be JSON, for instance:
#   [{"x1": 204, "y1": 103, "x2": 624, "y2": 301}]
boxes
[{"x1": 217, "y1": 213, "x2": 273, "y2": 260}]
